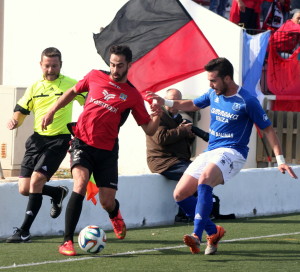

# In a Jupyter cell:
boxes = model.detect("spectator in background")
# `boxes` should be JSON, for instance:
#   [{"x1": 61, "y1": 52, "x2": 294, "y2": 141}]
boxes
[
  {"x1": 291, "y1": 0, "x2": 300, "y2": 15},
  {"x1": 229, "y1": 0, "x2": 263, "y2": 31},
  {"x1": 281, "y1": 0, "x2": 291, "y2": 22},
  {"x1": 262, "y1": 0, "x2": 290, "y2": 23},
  {"x1": 209, "y1": 0, "x2": 229, "y2": 17},
  {"x1": 262, "y1": 0, "x2": 291, "y2": 31},
  {"x1": 146, "y1": 88, "x2": 209, "y2": 223},
  {"x1": 270, "y1": 9, "x2": 300, "y2": 57}
]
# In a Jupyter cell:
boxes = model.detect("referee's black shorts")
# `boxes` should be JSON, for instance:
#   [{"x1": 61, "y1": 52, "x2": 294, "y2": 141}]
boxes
[
  {"x1": 69, "y1": 137, "x2": 119, "y2": 190},
  {"x1": 20, "y1": 132, "x2": 71, "y2": 180}
]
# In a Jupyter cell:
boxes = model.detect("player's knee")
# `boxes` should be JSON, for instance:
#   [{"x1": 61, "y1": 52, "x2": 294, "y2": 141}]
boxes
[
  {"x1": 18, "y1": 178, "x2": 30, "y2": 196},
  {"x1": 28, "y1": 177, "x2": 48, "y2": 193},
  {"x1": 174, "y1": 186, "x2": 196, "y2": 202},
  {"x1": 18, "y1": 187, "x2": 29, "y2": 196},
  {"x1": 173, "y1": 190, "x2": 183, "y2": 202}
]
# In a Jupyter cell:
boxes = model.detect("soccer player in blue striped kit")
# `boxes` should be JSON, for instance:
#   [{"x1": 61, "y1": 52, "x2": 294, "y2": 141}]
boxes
[{"x1": 146, "y1": 57, "x2": 297, "y2": 255}]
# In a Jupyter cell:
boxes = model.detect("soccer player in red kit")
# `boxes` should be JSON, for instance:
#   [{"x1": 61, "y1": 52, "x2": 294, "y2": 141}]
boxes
[{"x1": 42, "y1": 45, "x2": 161, "y2": 256}]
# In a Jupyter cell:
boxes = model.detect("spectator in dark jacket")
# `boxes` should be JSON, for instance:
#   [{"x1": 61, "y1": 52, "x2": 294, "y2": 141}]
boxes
[{"x1": 146, "y1": 88, "x2": 208, "y2": 222}]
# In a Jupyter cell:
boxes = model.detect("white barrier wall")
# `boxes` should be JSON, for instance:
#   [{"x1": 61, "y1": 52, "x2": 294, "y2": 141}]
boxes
[{"x1": 1, "y1": 166, "x2": 300, "y2": 239}]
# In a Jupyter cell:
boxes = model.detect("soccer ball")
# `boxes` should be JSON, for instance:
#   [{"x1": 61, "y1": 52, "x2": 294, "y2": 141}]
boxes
[{"x1": 78, "y1": 225, "x2": 106, "y2": 253}]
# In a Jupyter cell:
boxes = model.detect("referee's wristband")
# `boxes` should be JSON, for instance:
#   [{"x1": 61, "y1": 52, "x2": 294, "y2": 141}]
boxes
[
  {"x1": 276, "y1": 155, "x2": 286, "y2": 165},
  {"x1": 164, "y1": 99, "x2": 174, "y2": 107}
]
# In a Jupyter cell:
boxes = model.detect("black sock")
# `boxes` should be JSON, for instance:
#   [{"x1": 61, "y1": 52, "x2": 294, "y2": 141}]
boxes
[
  {"x1": 176, "y1": 207, "x2": 187, "y2": 217},
  {"x1": 64, "y1": 192, "x2": 84, "y2": 242},
  {"x1": 108, "y1": 199, "x2": 119, "y2": 219},
  {"x1": 42, "y1": 184, "x2": 60, "y2": 199},
  {"x1": 20, "y1": 193, "x2": 43, "y2": 232}
]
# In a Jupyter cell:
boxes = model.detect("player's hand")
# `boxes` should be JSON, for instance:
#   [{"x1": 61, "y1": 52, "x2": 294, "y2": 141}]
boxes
[
  {"x1": 180, "y1": 120, "x2": 193, "y2": 130},
  {"x1": 7, "y1": 118, "x2": 18, "y2": 130},
  {"x1": 146, "y1": 92, "x2": 164, "y2": 109},
  {"x1": 151, "y1": 105, "x2": 163, "y2": 117},
  {"x1": 180, "y1": 121, "x2": 194, "y2": 137},
  {"x1": 278, "y1": 164, "x2": 298, "y2": 179},
  {"x1": 41, "y1": 112, "x2": 54, "y2": 131}
]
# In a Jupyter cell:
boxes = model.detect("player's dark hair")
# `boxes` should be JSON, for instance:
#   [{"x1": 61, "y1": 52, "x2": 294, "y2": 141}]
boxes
[
  {"x1": 204, "y1": 57, "x2": 234, "y2": 80},
  {"x1": 110, "y1": 45, "x2": 132, "y2": 63},
  {"x1": 41, "y1": 47, "x2": 62, "y2": 62}
]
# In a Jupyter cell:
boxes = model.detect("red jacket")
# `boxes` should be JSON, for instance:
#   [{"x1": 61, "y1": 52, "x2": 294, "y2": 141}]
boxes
[
  {"x1": 229, "y1": 0, "x2": 263, "y2": 28},
  {"x1": 271, "y1": 19, "x2": 300, "y2": 53}
]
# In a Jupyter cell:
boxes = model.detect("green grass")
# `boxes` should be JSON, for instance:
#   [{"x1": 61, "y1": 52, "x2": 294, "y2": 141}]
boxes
[{"x1": 1, "y1": 213, "x2": 300, "y2": 272}]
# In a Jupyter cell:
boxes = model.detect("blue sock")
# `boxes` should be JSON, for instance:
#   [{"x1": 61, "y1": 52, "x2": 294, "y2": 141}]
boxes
[
  {"x1": 205, "y1": 218, "x2": 217, "y2": 236},
  {"x1": 194, "y1": 184, "x2": 215, "y2": 240},
  {"x1": 176, "y1": 196, "x2": 197, "y2": 220}
]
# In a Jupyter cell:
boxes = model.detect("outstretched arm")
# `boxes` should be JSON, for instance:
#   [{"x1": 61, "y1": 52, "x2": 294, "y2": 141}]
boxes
[
  {"x1": 263, "y1": 125, "x2": 298, "y2": 179},
  {"x1": 145, "y1": 91, "x2": 200, "y2": 112},
  {"x1": 41, "y1": 86, "x2": 78, "y2": 131}
]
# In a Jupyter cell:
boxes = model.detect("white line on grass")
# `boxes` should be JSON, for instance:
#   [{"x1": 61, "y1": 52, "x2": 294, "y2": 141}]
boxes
[{"x1": 1, "y1": 231, "x2": 300, "y2": 270}]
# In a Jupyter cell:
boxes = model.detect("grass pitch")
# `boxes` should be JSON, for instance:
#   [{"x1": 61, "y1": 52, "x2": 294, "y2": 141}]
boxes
[{"x1": 0, "y1": 213, "x2": 300, "y2": 272}]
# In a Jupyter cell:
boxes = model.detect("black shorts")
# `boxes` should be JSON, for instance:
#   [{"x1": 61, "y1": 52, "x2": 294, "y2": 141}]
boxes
[
  {"x1": 69, "y1": 137, "x2": 119, "y2": 190},
  {"x1": 20, "y1": 132, "x2": 71, "y2": 180}
]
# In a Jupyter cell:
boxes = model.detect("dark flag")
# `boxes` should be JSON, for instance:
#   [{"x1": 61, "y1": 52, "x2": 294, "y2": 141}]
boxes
[{"x1": 93, "y1": 0, "x2": 217, "y2": 96}]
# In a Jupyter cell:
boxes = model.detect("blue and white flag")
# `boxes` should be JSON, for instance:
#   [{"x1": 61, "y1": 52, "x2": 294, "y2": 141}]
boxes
[{"x1": 242, "y1": 30, "x2": 271, "y2": 101}]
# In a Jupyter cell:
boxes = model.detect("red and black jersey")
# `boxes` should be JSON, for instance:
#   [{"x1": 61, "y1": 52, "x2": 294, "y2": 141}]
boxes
[{"x1": 73, "y1": 70, "x2": 151, "y2": 150}]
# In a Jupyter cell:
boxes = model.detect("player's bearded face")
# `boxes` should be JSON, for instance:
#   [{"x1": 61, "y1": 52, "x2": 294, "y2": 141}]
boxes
[
  {"x1": 208, "y1": 71, "x2": 227, "y2": 96},
  {"x1": 216, "y1": 80, "x2": 228, "y2": 96},
  {"x1": 109, "y1": 54, "x2": 130, "y2": 83},
  {"x1": 111, "y1": 67, "x2": 128, "y2": 82}
]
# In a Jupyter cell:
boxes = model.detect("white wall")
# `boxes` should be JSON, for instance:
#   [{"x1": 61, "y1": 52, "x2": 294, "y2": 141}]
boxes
[
  {"x1": 2, "y1": 0, "x2": 129, "y2": 86},
  {"x1": 1, "y1": 166, "x2": 300, "y2": 238}
]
